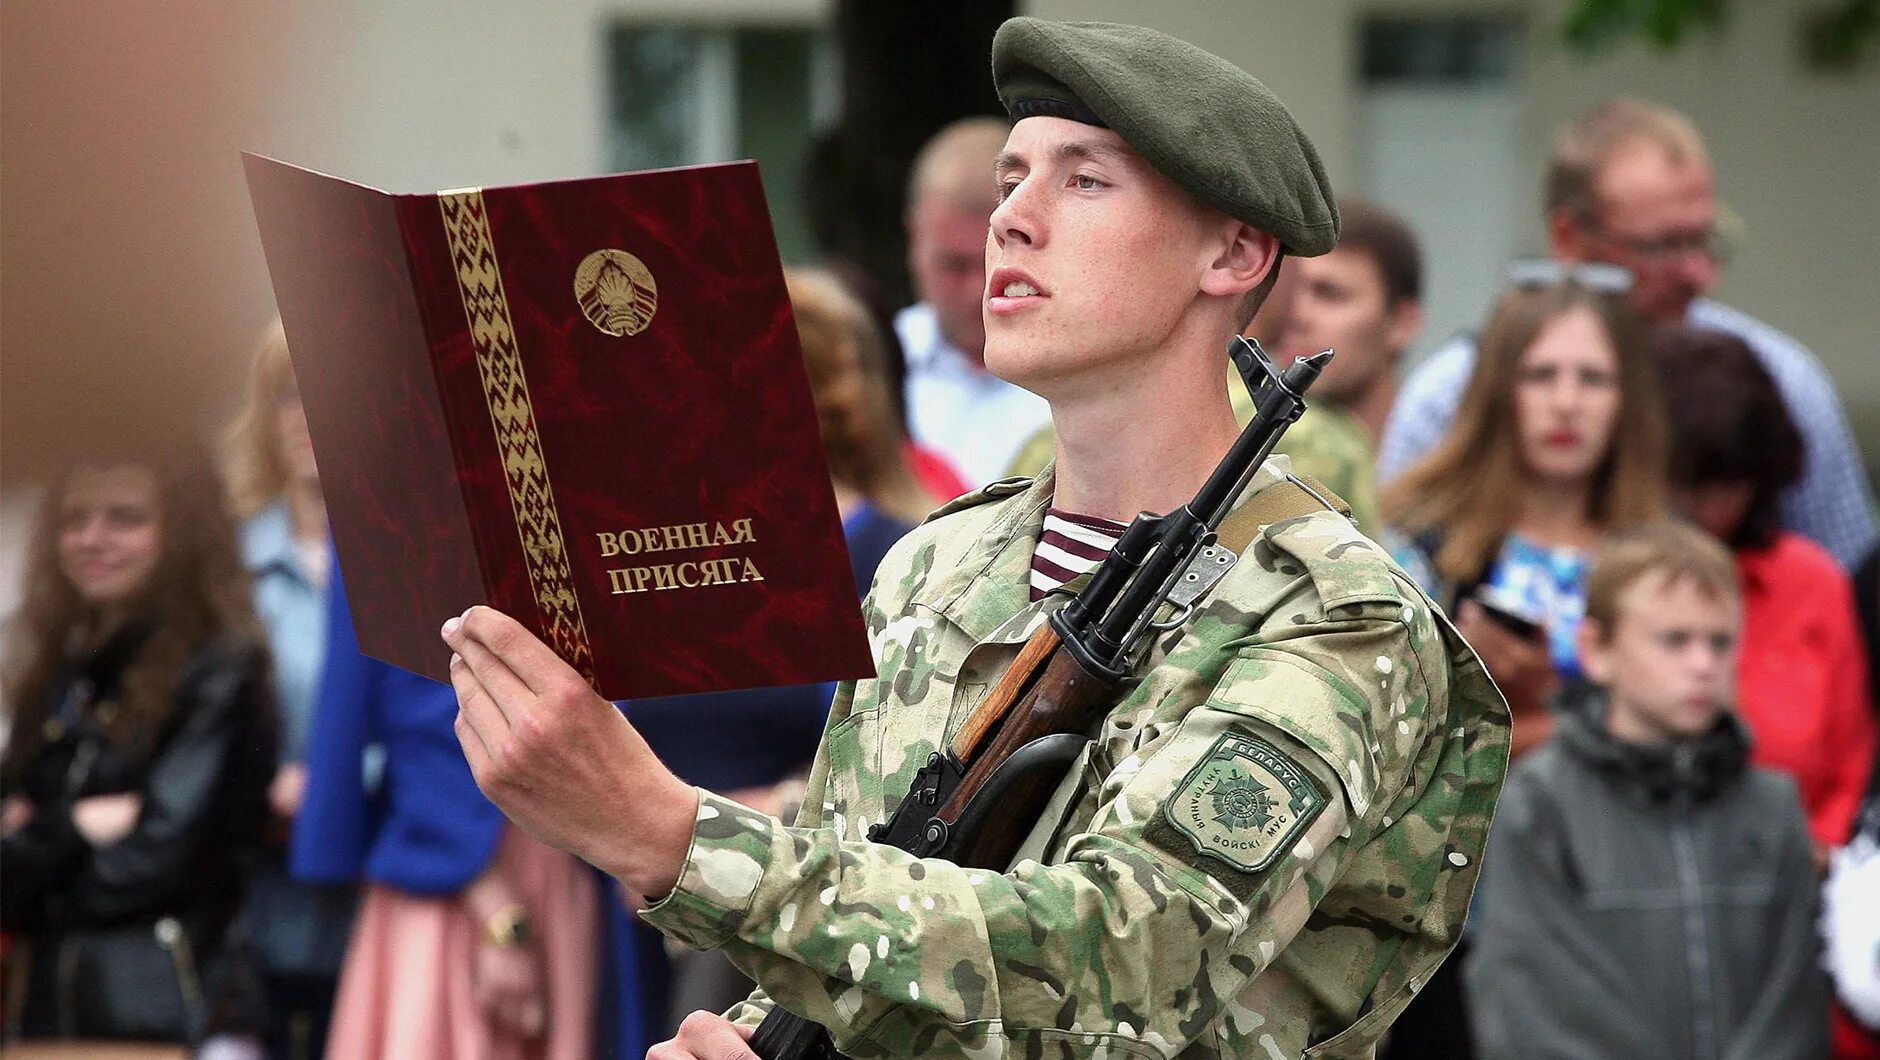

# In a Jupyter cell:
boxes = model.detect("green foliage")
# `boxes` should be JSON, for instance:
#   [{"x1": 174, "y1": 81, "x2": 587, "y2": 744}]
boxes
[
  {"x1": 1560, "y1": 0, "x2": 1877, "y2": 69},
  {"x1": 1561, "y1": 0, "x2": 1728, "y2": 53},
  {"x1": 1803, "y1": 0, "x2": 1880, "y2": 70}
]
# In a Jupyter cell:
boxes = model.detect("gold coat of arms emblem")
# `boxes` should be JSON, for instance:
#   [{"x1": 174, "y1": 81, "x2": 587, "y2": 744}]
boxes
[{"x1": 574, "y1": 249, "x2": 658, "y2": 336}]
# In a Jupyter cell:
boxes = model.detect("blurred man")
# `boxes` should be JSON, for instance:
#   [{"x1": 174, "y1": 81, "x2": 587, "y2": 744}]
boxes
[
  {"x1": 1378, "y1": 99, "x2": 1877, "y2": 567},
  {"x1": 1279, "y1": 197, "x2": 1423, "y2": 445},
  {"x1": 897, "y1": 116, "x2": 1051, "y2": 487}
]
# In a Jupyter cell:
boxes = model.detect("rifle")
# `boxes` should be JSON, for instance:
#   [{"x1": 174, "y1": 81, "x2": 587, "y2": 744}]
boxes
[{"x1": 749, "y1": 337, "x2": 1330, "y2": 1060}]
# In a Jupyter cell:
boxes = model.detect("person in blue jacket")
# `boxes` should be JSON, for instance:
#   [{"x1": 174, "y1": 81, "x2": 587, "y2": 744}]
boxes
[{"x1": 294, "y1": 568, "x2": 655, "y2": 1059}]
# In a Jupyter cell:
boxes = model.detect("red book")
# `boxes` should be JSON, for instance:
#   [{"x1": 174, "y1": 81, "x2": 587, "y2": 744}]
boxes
[{"x1": 244, "y1": 154, "x2": 874, "y2": 699}]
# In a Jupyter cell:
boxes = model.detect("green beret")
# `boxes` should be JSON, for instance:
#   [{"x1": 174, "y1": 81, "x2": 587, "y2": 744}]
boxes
[{"x1": 992, "y1": 17, "x2": 1339, "y2": 256}]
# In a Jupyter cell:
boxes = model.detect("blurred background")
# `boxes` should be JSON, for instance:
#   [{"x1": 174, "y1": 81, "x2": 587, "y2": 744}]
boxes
[
  {"x1": 4, "y1": 3, "x2": 1880, "y2": 1058},
  {"x1": 5, "y1": 2, "x2": 1878, "y2": 549}
]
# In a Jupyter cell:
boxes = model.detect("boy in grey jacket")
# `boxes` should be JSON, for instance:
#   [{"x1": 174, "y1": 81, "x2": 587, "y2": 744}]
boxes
[{"x1": 1466, "y1": 521, "x2": 1827, "y2": 1059}]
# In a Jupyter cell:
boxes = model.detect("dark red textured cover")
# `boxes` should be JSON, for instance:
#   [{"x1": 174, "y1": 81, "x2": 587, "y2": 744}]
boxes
[{"x1": 245, "y1": 154, "x2": 875, "y2": 699}]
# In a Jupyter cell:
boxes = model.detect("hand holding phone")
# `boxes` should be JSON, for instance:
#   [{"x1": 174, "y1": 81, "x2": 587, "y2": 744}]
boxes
[{"x1": 1471, "y1": 587, "x2": 1545, "y2": 641}]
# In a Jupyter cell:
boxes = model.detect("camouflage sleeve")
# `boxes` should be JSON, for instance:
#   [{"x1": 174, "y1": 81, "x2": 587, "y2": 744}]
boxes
[
  {"x1": 641, "y1": 605, "x2": 1442, "y2": 1058},
  {"x1": 719, "y1": 673, "x2": 863, "y2": 1030}
]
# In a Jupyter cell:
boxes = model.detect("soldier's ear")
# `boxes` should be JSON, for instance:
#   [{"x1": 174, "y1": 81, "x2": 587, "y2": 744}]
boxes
[{"x1": 1201, "y1": 223, "x2": 1279, "y2": 300}]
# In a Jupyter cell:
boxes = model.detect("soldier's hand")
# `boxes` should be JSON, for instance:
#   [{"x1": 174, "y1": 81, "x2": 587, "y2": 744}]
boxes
[
  {"x1": 649, "y1": 1011, "x2": 758, "y2": 1060},
  {"x1": 443, "y1": 606, "x2": 697, "y2": 896}
]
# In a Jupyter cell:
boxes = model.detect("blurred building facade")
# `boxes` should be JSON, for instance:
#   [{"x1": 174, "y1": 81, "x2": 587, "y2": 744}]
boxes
[{"x1": 2, "y1": 0, "x2": 1876, "y2": 520}]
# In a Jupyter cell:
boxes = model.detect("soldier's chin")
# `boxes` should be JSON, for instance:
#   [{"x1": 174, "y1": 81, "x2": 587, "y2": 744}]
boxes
[{"x1": 981, "y1": 338, "x2": 1039, "y2": 387}]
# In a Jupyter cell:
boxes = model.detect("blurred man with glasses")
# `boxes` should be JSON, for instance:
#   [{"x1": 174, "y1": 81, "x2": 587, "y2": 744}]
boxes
[{"x1": 1380, "y1": 98, "x2": 1876, "y2": 568}]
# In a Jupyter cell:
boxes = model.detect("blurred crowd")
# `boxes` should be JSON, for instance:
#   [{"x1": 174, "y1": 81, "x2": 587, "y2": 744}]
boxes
[{"x1": 2, "y1": 94, "x2": 1877, "y2": 1060}]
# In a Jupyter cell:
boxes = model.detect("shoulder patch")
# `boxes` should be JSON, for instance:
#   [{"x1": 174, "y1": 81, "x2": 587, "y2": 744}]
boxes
[
  {"x1": 919, "y1": 475, "x2": 1035, "y2": 526},
  {"x1": 1162, "y1": 732, "x2": 1328, "y2": 873}
]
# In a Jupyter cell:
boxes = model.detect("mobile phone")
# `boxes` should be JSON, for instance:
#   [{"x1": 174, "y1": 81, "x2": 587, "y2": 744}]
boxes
[{"x1": 1472, "y1": 589, "x2": 1544, "y2": 641}]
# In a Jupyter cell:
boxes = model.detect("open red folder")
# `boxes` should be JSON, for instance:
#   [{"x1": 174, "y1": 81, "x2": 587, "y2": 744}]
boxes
[{"x1": 244, "y1": 154, "x2": 874, "y2": 699}]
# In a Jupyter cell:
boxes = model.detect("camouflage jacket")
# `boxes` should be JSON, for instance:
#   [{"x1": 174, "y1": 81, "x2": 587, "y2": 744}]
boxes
[{"x1": 640, "y1": 458, "x2": 1510, "y2": 1059}]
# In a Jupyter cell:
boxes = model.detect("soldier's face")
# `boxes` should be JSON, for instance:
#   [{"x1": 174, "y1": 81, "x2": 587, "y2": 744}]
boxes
[
  {"x1": 1580, "y1": 572, "x2": 1739, "y2": 743},
  {"x1": 982, "y1": 118, "x2": 1227, "y2": 394}
]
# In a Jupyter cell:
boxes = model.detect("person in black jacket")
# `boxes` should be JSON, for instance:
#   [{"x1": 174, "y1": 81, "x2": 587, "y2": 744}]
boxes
[
  {"x1": 1466, "y1": 520, "x2": 1827, "y2": 1059},
  {"x1": 1, "y1": 443, "x2": 278, "y2": 1048}
]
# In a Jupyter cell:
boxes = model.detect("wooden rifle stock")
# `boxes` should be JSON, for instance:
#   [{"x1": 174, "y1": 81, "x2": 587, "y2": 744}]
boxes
[
  {"x1": 933, "y1": 627, "x2": 1118, "y2": 868},
  {"x1": 747, "y1": 621, "x2": 1116, "y2": 1060}
]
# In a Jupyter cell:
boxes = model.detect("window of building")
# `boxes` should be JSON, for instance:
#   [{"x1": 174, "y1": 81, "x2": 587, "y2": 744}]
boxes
[
  {"x1": 1358, "y1": 16, "x2": 1525, "y2": 367},
  {"x1": 607, "y1": 24, "x2": 835, "y2": 263}
]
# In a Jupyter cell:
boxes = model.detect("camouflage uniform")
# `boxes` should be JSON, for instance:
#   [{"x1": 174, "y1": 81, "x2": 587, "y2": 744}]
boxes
[{"x1": 640, "y1": 457, "x2": 1510, "y2": 1058}]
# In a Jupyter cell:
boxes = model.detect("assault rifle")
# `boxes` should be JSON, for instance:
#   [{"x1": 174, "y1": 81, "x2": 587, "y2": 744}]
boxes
[{"x1": 750, "y1": 338, "x2": 1331, "y2": 1060}]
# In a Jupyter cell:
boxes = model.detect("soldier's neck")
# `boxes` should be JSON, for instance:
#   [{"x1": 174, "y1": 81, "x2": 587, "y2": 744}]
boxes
[{"x1": 1048, "y1": 374, "x2": 1241, "y2": 524}]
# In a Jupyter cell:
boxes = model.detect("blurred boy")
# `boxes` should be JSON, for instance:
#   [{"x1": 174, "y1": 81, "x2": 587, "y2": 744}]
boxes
[{"x1": 1466, "y1": 521, "x2": 1827, "y2": 1059}]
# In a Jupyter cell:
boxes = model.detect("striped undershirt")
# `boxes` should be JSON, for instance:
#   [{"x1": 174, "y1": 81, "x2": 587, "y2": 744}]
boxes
[{"x1": 1031, "y1": 508, "x2": 1129, "y2": 601}]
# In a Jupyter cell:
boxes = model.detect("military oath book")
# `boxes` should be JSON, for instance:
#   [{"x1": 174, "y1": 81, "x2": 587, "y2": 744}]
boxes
[{"x1": 244, "y1": 154, "x2": 874, "y2": 699}]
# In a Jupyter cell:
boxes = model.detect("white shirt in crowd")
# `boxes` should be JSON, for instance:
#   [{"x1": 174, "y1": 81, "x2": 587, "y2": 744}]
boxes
[{"x1": 896, "y1": 302, "x2": 1053, "y2": 489}]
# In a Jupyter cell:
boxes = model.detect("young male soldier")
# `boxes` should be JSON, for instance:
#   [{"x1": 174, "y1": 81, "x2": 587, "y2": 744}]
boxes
[
  {"x1": 1004, "y1": 240, "x2": 1388, "y2": 537},
  {"x1": 443, "y1": 18, "x2": 1509, "y2": 1059}
]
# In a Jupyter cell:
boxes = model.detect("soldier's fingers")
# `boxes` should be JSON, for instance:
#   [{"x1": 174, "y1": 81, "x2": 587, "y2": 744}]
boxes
[
  {"x1": 444, "y1": 615, "x2": 536, "y2": 723},
  {"x1": 674, "y1": 1011, "x2": 757, "y2": 1059},
  {"x1": 449, "y1": 652, "x2": 508, "y2": 768},
  {"x1": 454, "y1": 699, "x2": 497, "y2": 783},
  {"x1": 451, "y1": 606, "x2": 570, "y2": 695}
]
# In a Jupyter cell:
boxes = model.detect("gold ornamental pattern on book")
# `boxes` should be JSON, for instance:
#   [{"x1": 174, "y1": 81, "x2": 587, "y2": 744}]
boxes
[{"x1": 438, "y1": 189, "x2": 598, "y2": 685}]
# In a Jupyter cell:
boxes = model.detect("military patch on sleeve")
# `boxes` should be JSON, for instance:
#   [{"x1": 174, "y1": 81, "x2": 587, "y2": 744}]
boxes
[{"x1": 1162, "y1": 733, "x2": 1329, "y2": 873}]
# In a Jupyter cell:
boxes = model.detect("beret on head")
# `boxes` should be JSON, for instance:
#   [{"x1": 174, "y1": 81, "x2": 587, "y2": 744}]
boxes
[{"x1": 992, "y1": 17, "x2": 1339, "y2": 256}]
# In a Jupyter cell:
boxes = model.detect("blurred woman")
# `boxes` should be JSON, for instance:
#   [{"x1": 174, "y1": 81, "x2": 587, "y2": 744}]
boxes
[
  {"x1": 1656, "y1": 326, "x2": 1874, "y2": 855},
  {"x1": 1, "y1": 446, "x2": 276, "y2": 1048},
  {"x1": 292, "y1": 568, "x2": 603, "y2": 1060},
  {"x1": 632, "y1": 266, "x2": 942, "y2": 1032},
  {"x1": 222, "y1": 321, "x2": 355, "y2": 1060},
  {"x1": 1384, "y1": 264, "x2": 1666, "y2": 756},
  {"x1": 1379, "y1": 265, "x2": 1665, "y2": 1060},
  {"x1": 791, "y1": 267, "x2": 943, "y2": 556}
]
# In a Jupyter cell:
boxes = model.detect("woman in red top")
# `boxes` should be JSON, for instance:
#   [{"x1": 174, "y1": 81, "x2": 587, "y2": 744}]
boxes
[
  {"x1": 1659, "y1": 327, "x2": 1878, "y2": 1060},
  {"x1": 1658, "y1": 326, "x2": 1875, "y2": 854}
]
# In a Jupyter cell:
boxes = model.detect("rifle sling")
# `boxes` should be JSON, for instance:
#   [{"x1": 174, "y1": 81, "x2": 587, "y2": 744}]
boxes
[{"x1": 1212, "y1": 473, "x2": 1350, "y2": 554}]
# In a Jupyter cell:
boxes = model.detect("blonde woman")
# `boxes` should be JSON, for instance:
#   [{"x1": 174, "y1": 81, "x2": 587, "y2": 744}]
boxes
[
  {"x1": 223, "y1": 321, "x2": 353, "y2": 1060},
  {"x1": 1384, "y1": 266, "x2": 1667, "y2": 754}
]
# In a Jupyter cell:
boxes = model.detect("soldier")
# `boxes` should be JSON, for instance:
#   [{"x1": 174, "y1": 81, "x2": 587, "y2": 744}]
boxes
[{"x1": 444, "y1": 18, "x2": 1510, "y2": 1059}]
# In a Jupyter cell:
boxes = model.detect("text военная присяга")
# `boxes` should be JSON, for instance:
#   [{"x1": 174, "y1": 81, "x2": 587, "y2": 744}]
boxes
[{"x1": 595, "y1": 519, "x2": 764, "y2": 595}]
